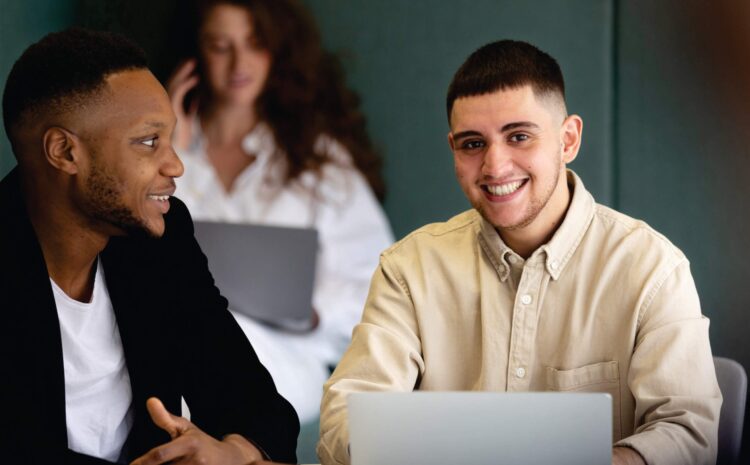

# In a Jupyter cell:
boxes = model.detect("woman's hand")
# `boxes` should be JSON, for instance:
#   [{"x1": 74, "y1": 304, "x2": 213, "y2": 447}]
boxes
[{"x1": 166, "y1": 59, "x2": 200, "y2": 151}]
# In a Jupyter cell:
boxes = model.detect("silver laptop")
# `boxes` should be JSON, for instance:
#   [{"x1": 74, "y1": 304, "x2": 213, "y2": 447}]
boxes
[
  {"x1": 348, "y1": 392, "x2": 612, "y2": 465},
  {"x1": 193, "y1": 221, "x2": 318, "y2": 331}
]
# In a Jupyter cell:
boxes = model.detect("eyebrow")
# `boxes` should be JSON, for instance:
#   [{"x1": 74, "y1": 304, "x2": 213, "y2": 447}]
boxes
[
  {"x1": 452, "y1": 121, "x2": 540, "y2": 140},
  {"x1": 142, "y1": 121, "x2": 167, "y2": 130},
  {"x1": 501, "y1": 121, "x2": 540, "y2": 132},
  {"x1": 128, "y1": 121, "x2": 169, "y2": 141}
]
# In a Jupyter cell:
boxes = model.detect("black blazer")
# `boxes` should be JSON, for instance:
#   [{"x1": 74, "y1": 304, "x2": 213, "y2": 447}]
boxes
[{"x1": 0, "y1": 168, "x2": 299, "y2": 464}]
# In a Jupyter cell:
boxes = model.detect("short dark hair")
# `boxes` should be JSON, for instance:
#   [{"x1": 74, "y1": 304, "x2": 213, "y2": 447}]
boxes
[
  {"x1": 446, "y1": 39, "x2": 566, "y2": 120},
  {"x1": 2, "y1": 27, "x2": 147, "y2": 151}
]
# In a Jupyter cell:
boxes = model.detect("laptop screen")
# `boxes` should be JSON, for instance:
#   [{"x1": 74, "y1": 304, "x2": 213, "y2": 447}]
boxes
[{"x1": 347, "y1": 391, "x2": 611, "y2": 465}]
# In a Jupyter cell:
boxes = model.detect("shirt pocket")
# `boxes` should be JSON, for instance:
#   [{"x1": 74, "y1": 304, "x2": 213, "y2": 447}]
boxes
[{"x1": 545, "y1": 360, "x2": 621, "y2": 441}]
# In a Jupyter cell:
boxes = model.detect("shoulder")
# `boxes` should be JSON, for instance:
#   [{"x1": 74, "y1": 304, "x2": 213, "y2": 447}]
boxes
[
  {"x1": 584, "y1": 203, "x2": 688, "y2": 295},
  {"x1": 383, "y1": 210, "x2": 480, "y2": 260},
  {"x1": 592, "y1": 203, "x2": 685, "y2": 262}
]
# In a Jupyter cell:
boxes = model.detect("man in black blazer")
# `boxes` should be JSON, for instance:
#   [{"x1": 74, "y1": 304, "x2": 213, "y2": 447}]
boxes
[{"x1": 0, "y1": 28, "x2": 299, "y2": 464}]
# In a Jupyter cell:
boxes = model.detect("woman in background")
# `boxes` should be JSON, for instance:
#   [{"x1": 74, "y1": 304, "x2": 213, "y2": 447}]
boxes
[{"x1": 168, "y1": 0, "x2": 393, "y2": 423}]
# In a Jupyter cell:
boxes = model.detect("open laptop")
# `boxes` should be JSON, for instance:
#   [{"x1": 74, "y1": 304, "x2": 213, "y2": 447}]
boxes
[
  {"x1": 347, "y1": 392, "x2": 611, "y2": 465},
  {"x1": 192, "y1": 221, "x2": 318, "y2": 331}
]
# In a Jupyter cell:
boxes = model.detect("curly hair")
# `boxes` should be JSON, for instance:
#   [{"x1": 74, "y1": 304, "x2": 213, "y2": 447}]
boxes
[
  {"x1": 3, "y1": 27, "x2": 147, "y2": 153},
  {"x1": 175, "y1": 0, "x2": 386, "y2": 201}
]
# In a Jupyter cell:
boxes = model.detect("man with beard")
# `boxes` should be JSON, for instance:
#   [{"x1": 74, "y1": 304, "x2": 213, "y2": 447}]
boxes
[
  {"x1": 0, "y1": 28, "x2": 298, "y2": 464},
  {"x1": 319, "y1": 40, "x2": 722, "y2": 465}
]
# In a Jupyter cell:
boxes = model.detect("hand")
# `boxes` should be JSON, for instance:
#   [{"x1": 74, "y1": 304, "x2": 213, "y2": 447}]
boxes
[
  {"x1": 166, "y1": 59, "x2": 200, "y2": 151},
  {"x1": 130, "y1": 397, "x2": 264, "y2": 465},
  {"x1": 612, "y1": 446, "x2": 647, "y2": 465}
]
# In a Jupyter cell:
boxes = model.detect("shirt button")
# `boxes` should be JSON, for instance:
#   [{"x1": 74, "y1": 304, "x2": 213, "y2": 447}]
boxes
[
  {"x1": 520, "y1": 294, "x2": 533, "y2": 305},
  {"x1": 516, "y1": 367, "x2": 526, "y2": 378},
  {"x1": 508, "y1": 255, "x2": 518, "y2": 264},
  {"x1": 550, "y1": 260, "x2": 559, "y2": 270}
]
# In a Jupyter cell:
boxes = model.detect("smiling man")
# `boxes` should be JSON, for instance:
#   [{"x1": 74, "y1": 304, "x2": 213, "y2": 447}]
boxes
[
  {"x1": 0, "y1": 28, "x2": 298, "y2": 464},
  {"x1": 318, "y1": 40, "x2": 721, "y2": 465}
]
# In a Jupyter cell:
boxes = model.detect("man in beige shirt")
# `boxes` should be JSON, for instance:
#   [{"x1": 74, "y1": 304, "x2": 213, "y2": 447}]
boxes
[{"x1": 318, "y1": 40, "x2": 722, "y2": 465}]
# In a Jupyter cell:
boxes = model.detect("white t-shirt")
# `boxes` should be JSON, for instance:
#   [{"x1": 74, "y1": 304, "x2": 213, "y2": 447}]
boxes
[{"x1": 51, "y1": 258, "x2": 134, "y2": 462}]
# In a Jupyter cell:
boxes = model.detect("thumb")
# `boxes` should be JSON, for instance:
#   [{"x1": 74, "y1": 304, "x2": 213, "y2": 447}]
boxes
[{"x1": 146, "y1": 397, "x2": 190, "y2": 439}]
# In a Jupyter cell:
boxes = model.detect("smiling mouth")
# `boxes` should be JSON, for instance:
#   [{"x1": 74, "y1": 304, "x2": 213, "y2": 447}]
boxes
[
  {"x1": 483, "y1": 179, "x2": 527, "y2": 196},
  {"x1": 148, "y1": 194, "x2": 170, "y2": 202}
]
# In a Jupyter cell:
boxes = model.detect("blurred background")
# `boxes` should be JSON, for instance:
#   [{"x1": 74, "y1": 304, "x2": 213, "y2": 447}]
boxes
[{"x1": 2, "y1": 0, "x2": 749, "y2": 461}]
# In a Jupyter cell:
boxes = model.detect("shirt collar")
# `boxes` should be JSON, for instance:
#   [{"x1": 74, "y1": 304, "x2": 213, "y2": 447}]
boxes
[
  {"x1": 187, "y1": 118, "x2": 277, "y2": 165},
  {"x1": 477, "y1": 169, "x2": 596, "y2": 281},
  {"x1": 240, "y1": 122, "x2": 277, "y2": 164}
]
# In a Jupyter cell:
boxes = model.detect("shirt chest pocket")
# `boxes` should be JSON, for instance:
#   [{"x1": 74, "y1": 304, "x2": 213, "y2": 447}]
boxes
[{"x1": 545, "y1": 360, "x2": 621, "y2": 442}]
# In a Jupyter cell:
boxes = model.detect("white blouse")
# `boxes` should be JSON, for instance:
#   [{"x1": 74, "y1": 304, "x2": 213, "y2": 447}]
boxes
[{"x1": 175, "y1": 122, "x2": 393, "y2": 422}]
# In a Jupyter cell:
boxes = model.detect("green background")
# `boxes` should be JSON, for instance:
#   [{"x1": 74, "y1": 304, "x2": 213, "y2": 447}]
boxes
[{"x1": 2, "y1": 0, "x2": 749, "y2": 461}]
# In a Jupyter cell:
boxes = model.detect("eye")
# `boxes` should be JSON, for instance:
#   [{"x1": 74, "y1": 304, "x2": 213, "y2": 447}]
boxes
[
  {"x1": 508, "y1": 133, "x2": 530, "y2": 143},
  {"x1": 203, "y1": 39, "x2": 231, "y2": 54},
  {"x1": 460, "y1": 139, "x2": 486, "y2": 151},
  {"x1": 141, "y1": 136, "x2": 158, "y2": 148}
]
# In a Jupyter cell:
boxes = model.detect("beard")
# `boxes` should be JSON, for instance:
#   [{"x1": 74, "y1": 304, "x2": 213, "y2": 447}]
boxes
[
  {"x1": 475, "y1": 156, "x2": 564, "y2": 231},
  {"x1": 82, "y1": 160, "x2": 154, "y2": 238}
]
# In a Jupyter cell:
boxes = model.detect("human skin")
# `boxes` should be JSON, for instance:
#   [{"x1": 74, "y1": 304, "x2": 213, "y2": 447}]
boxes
[{"x1": 448, "y1": 85, "x2": 582, "y2": 258}]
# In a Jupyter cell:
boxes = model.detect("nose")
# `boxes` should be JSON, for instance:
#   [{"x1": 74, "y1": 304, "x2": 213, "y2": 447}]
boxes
[
  {"x1": 229, "y1": 47, "x2": 241, "y2": 73},
  {"x1": 230, "y1": 45, "x2": 252, "y2": 73},
  {"x1": 161, "y1": 146, "x2": 184, "y2": 179},
  {"x1": 482, "y1": 142, "x2": 513, "y2": 179}
]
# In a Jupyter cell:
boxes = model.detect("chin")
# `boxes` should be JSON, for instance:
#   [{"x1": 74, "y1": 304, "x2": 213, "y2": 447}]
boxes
[
  {"x1": 115, "y1": 216, "x2": 164, "y2": 239},
  {"x1": 477, "y1": 206, "x2": 526, "y2": 231},
  {"x1": 144, "y1": 219, "x2": 166, "y2": 238}
]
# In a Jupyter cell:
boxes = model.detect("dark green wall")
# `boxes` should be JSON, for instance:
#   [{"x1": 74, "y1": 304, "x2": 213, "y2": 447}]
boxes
[
  {"x1": 304, "y1": 0, "x2": 615, "y2": 238},
  {"x1": 617, "y1": 2, "x2": 750, "y2": 458},
  {"x1": 0, "y1": 0, "x2": 74, "y2": 178}
]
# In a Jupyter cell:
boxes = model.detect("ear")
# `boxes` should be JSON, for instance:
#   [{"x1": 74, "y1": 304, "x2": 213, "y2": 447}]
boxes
[
  {"x1": 447, "y1": 132, "x2": 456, "y2": 151},
  {"x1": 560, "y1": 114, "x2": 583, "y2": 164},
  {"x1": 43, "y1": 126, "x2": 82, "y2": 175}
]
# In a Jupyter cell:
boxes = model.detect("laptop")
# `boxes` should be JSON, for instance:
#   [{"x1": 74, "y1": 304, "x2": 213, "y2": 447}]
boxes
[
  {"x1": 347, "y1": 392, "x2": 612, "y2": 465},
  {"x1": 192, "y1": 221, "x2": 318, "y2": 331}
]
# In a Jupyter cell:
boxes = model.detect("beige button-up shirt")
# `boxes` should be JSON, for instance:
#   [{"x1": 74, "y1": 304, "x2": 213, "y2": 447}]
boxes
[{"x1": 318, "y1": 171, "x2": 721, "y2": 465}]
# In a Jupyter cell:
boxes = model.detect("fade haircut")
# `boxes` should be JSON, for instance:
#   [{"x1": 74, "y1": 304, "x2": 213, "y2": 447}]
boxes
[
  {"x1": 446, "y1": 39, "x2": 566, "y2": 120},
  {"x1": 2, "y1": 27, "x2": 147, "y2": 154}
]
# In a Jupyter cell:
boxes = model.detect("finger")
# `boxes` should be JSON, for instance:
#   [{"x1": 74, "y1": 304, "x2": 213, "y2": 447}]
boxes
[
  {"x1": 186, "y1": 97, "x2": 200, "y2": 120},
  {"x1": 167, "y1": 58, "x2": 197, "y2": 88},
  {"x1": 169, "y1": 75, "x2": 200, "y2": 114},
  {"x1": 146, "y1": 397, "x2": 191, "y2": 439},
  {"x1": 130, "y1": 433, "x2": 199, "y2": 465}
]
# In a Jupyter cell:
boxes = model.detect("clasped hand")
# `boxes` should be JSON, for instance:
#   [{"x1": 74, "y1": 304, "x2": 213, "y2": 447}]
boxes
[{"x1": 130, "y1": 397, "x2": 268, "y2": 465}]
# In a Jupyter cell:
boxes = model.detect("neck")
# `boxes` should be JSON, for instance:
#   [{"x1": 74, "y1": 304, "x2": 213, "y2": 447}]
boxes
[
  {"x1": 498, "y1": 171, "x2": 572, "y2": 259},
  {"x1": 201, "y1": 101, "x2": 259, "y2": 146},
  {"x1": 22, "y1": 171, "x2": 108, "y2": 302}
]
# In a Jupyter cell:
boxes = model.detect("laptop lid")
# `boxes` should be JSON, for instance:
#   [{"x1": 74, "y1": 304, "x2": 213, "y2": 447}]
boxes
[
  {"x1": 192, "y1": 221, "x2": 318, "y2": 331},
  {"x1": 347, "y1": 392, "x2": 612, "y2": 465}
]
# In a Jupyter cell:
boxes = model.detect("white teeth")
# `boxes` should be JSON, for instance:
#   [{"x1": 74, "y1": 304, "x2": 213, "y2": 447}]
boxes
[
  {"x1": 487, "y1": 180, "x2": 524, "y2": 196},
  {"x1": 148, "y1": 195, "x2": 169, "y2": 201}
]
